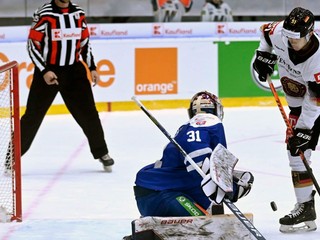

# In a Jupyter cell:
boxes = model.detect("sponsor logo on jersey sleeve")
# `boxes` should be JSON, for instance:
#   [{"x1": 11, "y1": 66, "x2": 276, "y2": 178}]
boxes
[{"x1": 314, "y1": 72, "x2": 320, "y2": 83}]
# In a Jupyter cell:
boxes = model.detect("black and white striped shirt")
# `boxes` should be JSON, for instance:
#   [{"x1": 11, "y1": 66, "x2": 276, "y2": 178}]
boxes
[{"x1": 27, "y1": 1, "x2": 96, "y2": 73}]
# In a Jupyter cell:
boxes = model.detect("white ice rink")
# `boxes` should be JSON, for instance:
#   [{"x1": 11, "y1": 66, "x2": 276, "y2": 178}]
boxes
[{"x1": 1, "y1": 106, "x2": 320, "y2": 240}]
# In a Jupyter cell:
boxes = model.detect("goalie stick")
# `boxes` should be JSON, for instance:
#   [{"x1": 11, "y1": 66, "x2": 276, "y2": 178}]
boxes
[
  {"x1": 132, "y1": 96, "x2": 266, "y2": 240},
  {"x1": 267, "y1": 76, "x2": 320, "y2": 197}
]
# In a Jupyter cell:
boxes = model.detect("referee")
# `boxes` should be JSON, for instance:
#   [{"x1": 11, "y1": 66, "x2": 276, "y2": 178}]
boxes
[{"x1": 23, "y1": 0, "x2": 114, "y2": 172}]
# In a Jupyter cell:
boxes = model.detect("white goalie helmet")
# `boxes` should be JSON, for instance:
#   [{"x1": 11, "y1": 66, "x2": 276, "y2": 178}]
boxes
[{"x1": 188, "y1": 91, "x2": 224, "y2": 120}]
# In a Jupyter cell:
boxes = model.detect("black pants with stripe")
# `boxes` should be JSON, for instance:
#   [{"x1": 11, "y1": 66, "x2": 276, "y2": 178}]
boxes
[{"x1": 20, "y1": 61, "x2": 108, "y2": 159}]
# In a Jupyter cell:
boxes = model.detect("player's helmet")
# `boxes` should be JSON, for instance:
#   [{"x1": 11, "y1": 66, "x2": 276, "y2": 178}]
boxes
[
  {"x1": 188, "y1": 91, "x2": 224, "y2": 120},
  {"x1": 282, "y1": 7, "x2": 314, "y2": 39}
]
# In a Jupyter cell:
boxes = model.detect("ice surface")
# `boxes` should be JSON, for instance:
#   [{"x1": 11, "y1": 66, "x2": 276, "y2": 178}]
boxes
[{"x1": 1, "y1": 107, "x2": 320, "y2": 239}]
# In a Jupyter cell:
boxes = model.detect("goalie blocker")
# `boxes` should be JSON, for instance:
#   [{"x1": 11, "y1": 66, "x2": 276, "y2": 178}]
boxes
[{"x1": 123, "y1": 214, "x2": 255, "y2": 240}]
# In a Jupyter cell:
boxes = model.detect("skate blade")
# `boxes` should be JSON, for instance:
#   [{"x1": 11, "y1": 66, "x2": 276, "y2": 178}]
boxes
[
  {"x1": 103, "y1": 165, "x2": 113, "y2": 173},
  {"x1": 280, "y1": 221, "x2": 317, "y2": 233}
]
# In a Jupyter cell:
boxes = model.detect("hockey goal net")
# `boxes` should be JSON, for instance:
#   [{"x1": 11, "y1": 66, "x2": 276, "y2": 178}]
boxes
[{"x1": 0, "y1": 61, "x2": 22, "y2": 222}]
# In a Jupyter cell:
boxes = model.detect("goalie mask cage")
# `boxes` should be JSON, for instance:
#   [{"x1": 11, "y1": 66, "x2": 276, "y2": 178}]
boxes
[{"x1": 0, "y1": 61, "x2": 22, "y2": 222}]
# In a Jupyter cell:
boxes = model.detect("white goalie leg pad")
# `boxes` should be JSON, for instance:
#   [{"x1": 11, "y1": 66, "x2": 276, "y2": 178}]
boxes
[
  {"x1": 280, "y1": 220, "x2": 317, "y2": 233},
  {"x1": 131, "y1": 214, "x2": 255, "y2": 240}
]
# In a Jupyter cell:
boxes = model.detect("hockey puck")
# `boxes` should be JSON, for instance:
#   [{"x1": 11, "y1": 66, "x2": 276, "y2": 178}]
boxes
[{"x1": 270, "y1": 201, "x2": 277, "y2": 211}]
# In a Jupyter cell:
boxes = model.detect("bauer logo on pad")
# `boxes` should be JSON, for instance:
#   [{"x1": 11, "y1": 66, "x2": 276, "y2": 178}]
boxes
[{"x1": 135, "y1": 48, "x2": 178, "y2": 95}]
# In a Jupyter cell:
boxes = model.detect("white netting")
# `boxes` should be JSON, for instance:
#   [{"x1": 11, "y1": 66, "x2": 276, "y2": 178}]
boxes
[{"x1": 0, "y1": 68, "x2": 14, "y2": 220}]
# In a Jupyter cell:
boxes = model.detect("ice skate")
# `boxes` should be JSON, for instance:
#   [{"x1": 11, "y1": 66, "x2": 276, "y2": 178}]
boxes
[
  {"x1": 279, "y1": 190, "x2": 317, "y2": 233},
  {"x1": 99, "y1": 154, "x2": 114, "y2": 172}
]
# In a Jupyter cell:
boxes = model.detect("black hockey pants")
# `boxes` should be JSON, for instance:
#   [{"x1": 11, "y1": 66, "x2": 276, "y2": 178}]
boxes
[{"x1": 20, "y1": 61, "x2": 108, "y2": 159}]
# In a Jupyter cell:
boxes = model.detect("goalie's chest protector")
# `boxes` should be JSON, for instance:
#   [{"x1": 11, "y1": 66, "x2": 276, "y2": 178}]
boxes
[{"x1": 135, "y1": 114, "x2": 226, "y2": 194}]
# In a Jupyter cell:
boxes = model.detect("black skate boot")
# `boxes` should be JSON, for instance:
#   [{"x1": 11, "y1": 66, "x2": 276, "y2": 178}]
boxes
[
  {"x1": 279, "y1": 190, "x2": 317, "y2": 233},
  {"x1": 99, "y1": 154, "x2": 114, "y2": 172}
]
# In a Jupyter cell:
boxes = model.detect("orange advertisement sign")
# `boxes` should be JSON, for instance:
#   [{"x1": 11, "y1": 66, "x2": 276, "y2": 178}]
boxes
[{"x1": 135, "y1": 48, "x2": 177, "y2": 95}]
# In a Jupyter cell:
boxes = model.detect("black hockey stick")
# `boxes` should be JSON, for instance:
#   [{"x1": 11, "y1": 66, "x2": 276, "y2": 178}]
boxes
[
  {"x1": 132, "y1": 96, "x2": 266, "y2": 240},
  {"x1": 267, "y1": 77, "x2": 320, "y2": 196}
]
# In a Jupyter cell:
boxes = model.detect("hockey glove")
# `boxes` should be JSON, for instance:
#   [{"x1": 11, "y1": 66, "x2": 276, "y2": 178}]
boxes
[
  {"x1": 285, "y1": 114, "x2": 299, "y2": 143},
  {"x1": 231, "y1": 170, "x2": 254, "y2": 202},
  {"x1": 288, "y1": 128, "x2": 312, "y2": 156},
  {"x1": 253, "y1": 50, "x2": 277, "y2": 82},
  {"x1": 201, "y1": 174, "x2": 226, "y2": 204}
]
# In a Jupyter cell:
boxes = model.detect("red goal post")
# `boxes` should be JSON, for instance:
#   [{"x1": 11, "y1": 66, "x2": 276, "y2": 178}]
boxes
[{"x1": 0, "y1": 61, "x2": 22, "y2": 222}]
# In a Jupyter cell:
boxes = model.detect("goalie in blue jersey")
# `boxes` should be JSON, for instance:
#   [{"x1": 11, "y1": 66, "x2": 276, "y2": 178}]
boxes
[{"x1": 134, "y1": 91, "x2": 254, "y2": 217}]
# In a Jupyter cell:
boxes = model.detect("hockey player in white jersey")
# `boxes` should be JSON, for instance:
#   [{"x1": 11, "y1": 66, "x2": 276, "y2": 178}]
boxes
[
  {"x1": 253, "y1": 7, "x2": 320, "y2": 233},
  {"x1": 201, "y1": 0, "x2": 233, "y2": 22},
  {"x1": 134, "y1": 91, "x2": 254, "y2": 218},
  {"x1": 151, "y1": 0, "x2": 193, "y2": 22}
]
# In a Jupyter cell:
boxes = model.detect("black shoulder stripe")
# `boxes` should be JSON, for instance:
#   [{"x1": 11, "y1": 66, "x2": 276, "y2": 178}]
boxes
[{"x1": 263, "y1": 30, "x2": 273, "y2": 48}]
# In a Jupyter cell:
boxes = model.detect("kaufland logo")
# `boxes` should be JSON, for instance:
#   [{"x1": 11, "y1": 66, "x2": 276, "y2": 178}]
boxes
[
  {"x1": 52, "y1": 29, "x2": 61, "y2": 39},
  {"x1": 89, "y1": 25, "x2": 99, "y2": 36},
  {"x1": 216, "y1": 24, "x2": 258, "y2": 35},
  {"x1": 153, "y1": 24, "x2": 163, "y2": 35},
  {"x1": 153, "y1": 24, "x2": 192, "y2": 36},
  {"x1": 101, "y1": 30, "x2": 128, "y2": 37},
  {"x1": 164, "y1": 28, "x2": 193, "y2": 35},
  {"x1": 51, "y1": 28, "x2": 81, "y2": 40},
  {"x1": 217, "y1": 24, "x2": 227, "y2": 34},
  {"x1": 229, "y1": 28, "x2": 257, "y2": 34}
]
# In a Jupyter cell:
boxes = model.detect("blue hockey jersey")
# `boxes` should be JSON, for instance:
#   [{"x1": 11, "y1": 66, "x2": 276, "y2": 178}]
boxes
[{"x1": 135, "y1": 113, "x2": 227, "y2": 208}]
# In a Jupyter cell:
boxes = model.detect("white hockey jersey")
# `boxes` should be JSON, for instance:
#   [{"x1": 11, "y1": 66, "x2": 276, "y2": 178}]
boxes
[
  {"x1": 257, "y1": 21, "x2": 320, "y2": 129},
  {"x1": 201, "y1": 2, "x2": 233, "y2": 22}
]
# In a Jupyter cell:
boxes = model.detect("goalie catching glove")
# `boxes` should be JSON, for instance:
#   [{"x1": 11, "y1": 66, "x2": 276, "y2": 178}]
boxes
[
  {"x1": 288, "y1": 128, "x2": 312, "y2": 156},
  {"x1": 253, "y1": 50, "x2": 277, "y2": 82},
  {"x1": 200, "y1": 158, "x2": 254, "y2": 204}
]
